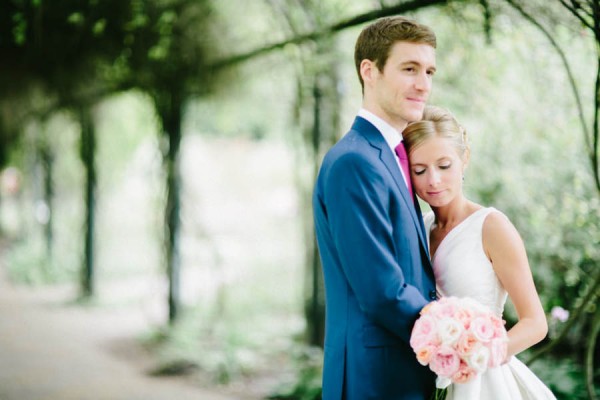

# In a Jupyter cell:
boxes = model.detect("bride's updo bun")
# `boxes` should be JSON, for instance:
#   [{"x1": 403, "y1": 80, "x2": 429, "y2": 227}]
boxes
[{"x1": 403, "y1": 105, "x2": 469, "y2": 160}]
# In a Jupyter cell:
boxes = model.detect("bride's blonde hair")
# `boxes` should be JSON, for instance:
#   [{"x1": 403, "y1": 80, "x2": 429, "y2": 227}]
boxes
[{"x1": 403, "y1": 105, "x2": 469, "y2": 161}]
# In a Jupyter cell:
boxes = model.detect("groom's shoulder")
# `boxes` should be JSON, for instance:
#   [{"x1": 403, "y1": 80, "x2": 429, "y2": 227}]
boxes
[{"x1": 324, "y1": 128, "x2": 370, "y2": 160}]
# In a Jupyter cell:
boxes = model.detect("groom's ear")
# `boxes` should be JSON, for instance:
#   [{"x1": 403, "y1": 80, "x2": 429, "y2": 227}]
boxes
[{"x1": 360, "y1": 59, "x2": 376, "y2": 85}]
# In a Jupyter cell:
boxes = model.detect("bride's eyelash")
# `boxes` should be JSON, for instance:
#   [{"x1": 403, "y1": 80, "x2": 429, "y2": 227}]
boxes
[
  {"x1": 413, "y1": 169, "x2": 426, "y2": 175},
  {"x1": 440, "y1": 163, "x2": 452, "y2": 169}
]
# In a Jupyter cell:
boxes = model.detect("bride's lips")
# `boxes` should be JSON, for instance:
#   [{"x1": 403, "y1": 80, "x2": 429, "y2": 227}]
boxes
[{"x1": 426, "y1": 190, "x2": 444, "y2": 196}]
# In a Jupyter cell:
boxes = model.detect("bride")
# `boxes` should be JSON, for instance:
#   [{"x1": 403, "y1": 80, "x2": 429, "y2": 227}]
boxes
[{"x1": 402, "y1": 105, "x2": 556, "y2": 399}]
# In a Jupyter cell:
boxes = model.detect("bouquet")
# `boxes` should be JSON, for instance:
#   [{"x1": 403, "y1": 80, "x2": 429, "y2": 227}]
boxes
[{"x1": 410, "y1": 296, "x2": 508, "y2": 396}]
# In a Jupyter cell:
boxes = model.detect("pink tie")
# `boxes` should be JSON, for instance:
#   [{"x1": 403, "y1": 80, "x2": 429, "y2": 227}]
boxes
[{"x1": 394, "y1": 141, "x2": 413, "y2": 198}]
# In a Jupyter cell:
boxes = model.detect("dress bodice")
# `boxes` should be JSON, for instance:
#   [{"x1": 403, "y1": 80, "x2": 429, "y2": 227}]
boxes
[{"x1": 424, "y1": 207, "x2": 507, "y2": 316}]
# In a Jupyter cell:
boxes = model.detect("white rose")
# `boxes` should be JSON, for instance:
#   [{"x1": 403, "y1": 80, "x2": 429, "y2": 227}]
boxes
[
  {"x1": 467, "y1": 345, "x2": 490, "y2": 373},
  {"x1": 437, "y1": 317, "x2": 464, "y2": 345}
]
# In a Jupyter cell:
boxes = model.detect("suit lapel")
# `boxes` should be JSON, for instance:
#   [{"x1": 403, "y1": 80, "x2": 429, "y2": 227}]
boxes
[
  {"x1": 413, "y1": 197, "x2": 430, "y2": 257},
  {"x1": 352, "y1": 117, "x2": 430, "y2": 255}
]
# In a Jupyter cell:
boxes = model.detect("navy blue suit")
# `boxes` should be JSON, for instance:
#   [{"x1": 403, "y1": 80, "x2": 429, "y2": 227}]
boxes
[{"x1": 313, "y1": 117, "x2": 436, "y2": 399}]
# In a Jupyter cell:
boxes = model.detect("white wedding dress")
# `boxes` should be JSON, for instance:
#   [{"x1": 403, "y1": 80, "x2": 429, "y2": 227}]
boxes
[{"x1": 424, "y1": 207, "x2": 556, "y2": 400}]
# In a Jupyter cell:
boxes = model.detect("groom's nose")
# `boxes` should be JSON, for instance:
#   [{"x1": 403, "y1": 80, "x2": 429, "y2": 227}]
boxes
[{"x1": 414, "y1": 70, "x2": 431, "y2": 94}]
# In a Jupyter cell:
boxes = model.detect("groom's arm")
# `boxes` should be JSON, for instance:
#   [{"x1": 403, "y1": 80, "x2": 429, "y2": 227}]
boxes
[{"x1": 324, "y1": 151, "x2": 429, "y2": 343}]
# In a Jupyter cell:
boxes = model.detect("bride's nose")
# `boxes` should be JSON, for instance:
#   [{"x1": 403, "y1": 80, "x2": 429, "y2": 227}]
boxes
[{"x1": 427, "y1": 169, "x2": 441, "y2": 187}]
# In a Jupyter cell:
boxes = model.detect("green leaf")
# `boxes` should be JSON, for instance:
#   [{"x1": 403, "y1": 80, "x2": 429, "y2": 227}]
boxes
[
  {"x1": 67, "y1": 12, "x2": 84, "y2": 26},
  {"x1": 92, "y1": 19, "x2": 107, "y2": 36},
  {"x1": 12, "y1": 13, "x2": 27, "y2": 46}
]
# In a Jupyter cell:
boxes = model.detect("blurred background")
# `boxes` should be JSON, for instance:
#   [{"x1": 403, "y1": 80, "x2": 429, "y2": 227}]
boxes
[{"x1": 0, "y1": 0, "x2": 599, "y2": 399}]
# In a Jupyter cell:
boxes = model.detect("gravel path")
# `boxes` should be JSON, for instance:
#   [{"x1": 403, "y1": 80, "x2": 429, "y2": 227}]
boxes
[{"x1": 0, "y1": 272, "x2": 247, "y2": 400}]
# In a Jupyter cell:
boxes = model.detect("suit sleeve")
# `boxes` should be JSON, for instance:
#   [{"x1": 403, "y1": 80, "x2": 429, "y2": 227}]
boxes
[{"x1": 324, "y1": 151, "x2": 429, "y2": 343}]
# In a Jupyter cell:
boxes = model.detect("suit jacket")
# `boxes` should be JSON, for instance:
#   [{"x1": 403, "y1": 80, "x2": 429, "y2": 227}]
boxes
[{"x1": 313, "y1": 117, "x2": 437, "y2": 399}]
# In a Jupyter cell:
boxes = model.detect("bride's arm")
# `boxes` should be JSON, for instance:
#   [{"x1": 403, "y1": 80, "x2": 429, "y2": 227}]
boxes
[{"x1": 482, "y1": 211, "x2": 548, "y2": 360}]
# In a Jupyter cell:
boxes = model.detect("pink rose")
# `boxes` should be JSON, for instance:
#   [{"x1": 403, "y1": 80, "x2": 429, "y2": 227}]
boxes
[
  {"x1": 410, "y1": 314, "x2": 438, "y2": 350},
  {"x1": 420, "y1": 302, "x2": 434, "y2": 315},
  {"x1": 470, "y1": 316, "x2": 494, "y2": 343},
  {"x1": 456, "y1": 331, "x2": 478, "y2": 357},
  {"x1": 429, "y1": 345, "x2": 460, "y2": 378},
  {"x1": 451, "y1": 361, "x2": 477, "y2": 384},
  {"x1": 435, "y1": 300, "x2": 458, "y2": 319},
  {"x1": 488, "y1": 337, "x2": 508, "y2": 367},
  {"x1": 454, "y1": 307, "x2": 474, "y2": 329},
  {"x1": 490, "y1": 315, "x2": 507, "y2": 339},
  {"x1": 415, "y1": 345, "x2": 438, "y2": 366}
]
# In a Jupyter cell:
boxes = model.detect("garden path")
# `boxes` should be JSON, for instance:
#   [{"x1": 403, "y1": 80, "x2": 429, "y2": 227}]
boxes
[{"x1": 0, "y1": 265, "x2": 251, "y2": 400}]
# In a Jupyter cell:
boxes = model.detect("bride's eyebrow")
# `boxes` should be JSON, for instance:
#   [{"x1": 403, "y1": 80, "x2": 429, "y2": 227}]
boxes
[
  {"x1": 410, "y1": 157, "x2": 452, "y2": 165},
  {"x1": 410, "y1": 161, "x2": 427, "y2": 167}
]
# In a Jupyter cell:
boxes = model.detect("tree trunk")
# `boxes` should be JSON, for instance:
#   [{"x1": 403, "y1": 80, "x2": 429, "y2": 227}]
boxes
[
  {"x1": 0, "y1": 182, "x2": 3, "y2": 238},
  {"x1": 39, "y1": 130, "x2": 54, "y2": 258},
  {"x1": 78, "y1": 106, "x2": 96, "y2": 298},
  {"x1": 303, "y1": 80, "x2": 326, "y2": 348},
  {"x1": 156, "y1": 90, "x2": 184, "y2": 325},
  {"x1": 300, "y1": 39, "x2": 341, "y2": 348}
]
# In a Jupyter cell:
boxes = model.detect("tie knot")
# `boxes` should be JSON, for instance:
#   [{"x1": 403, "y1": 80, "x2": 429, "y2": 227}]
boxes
[
  {"x1": 395, "y1": 141, "x2": 408, "y2": 161},
  {"x1": 395, "y1": 141, "x2": 413, "y2": 198}
]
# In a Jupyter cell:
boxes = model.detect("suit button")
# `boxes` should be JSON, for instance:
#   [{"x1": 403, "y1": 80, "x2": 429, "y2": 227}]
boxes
[{"x1": 429, "y1": 290, "x2": 437, "y2": 300}]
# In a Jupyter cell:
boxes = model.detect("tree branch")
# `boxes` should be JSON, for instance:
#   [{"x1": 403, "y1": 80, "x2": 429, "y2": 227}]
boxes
[
  {"x1": 503, "y1": 2, "x2": 600, "y2": 368},
  {"x1": 585, "y1": 306, "x2": 600, "y2": 400},
  {"x1": 263, "y1": 0, "x2": 302, "y2": 35},
  {"x1": 504, "y1": 0, "x2": 592, "y2": 164},
  {"x1": 480, "y1": 0, "x2": 493, "y2": 44},
  {"x1": 594, "y1": 52, "x2": 600, "y2": 192},
  {"x1": 525, "y1": 267, "x2": 600, "y2": 365},
  {"x1": 208, "y1": 0, "x2": 449, "y2": 70},
  {"x1": 558, "y1": 0, "x2": 593, "y2": 29}
]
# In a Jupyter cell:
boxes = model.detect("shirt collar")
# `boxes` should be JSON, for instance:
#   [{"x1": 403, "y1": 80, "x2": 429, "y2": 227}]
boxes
[{"x1": 357, "y1": 108, "x2": 403, "y2": 151}]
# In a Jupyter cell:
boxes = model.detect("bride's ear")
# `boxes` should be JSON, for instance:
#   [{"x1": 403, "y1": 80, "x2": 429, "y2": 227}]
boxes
[{"x1": 462, "y1": 147, "x2": 471, "y2": 169}]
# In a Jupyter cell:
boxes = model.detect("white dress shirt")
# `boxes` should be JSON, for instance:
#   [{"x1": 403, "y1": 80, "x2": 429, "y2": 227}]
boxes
[{"x1": 357, "y1": 108, "x2": 410, "y2": 189}]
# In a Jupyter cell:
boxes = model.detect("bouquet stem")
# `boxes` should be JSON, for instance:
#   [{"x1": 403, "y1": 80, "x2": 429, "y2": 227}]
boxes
[{"x1": 431, "y1": 388, "x2": 448, "y2": 400}]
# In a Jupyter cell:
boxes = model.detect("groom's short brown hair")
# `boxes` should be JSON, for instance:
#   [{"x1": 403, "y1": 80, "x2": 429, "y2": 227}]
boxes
[{"x1": 354, "y1": 16, "x2": 437, "y2": 90}]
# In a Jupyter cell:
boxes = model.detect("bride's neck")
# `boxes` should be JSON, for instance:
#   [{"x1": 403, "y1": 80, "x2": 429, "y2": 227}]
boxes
[{"x1": 432, "y1": 197, "x2": 475, "y2": 229}]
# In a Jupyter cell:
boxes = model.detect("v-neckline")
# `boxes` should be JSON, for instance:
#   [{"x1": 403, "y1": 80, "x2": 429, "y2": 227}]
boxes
[{"x1": 430, "y1": 207, "x2": 487, "y2": 262}]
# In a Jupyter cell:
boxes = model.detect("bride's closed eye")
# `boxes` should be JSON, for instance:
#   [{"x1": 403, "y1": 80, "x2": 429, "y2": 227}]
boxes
[
  {"x1": 439, "y1": 162, "x2": 452, "y2": 170},
  {"x1": 413, "y1": 167, "x2": 426, "y2": 175}
]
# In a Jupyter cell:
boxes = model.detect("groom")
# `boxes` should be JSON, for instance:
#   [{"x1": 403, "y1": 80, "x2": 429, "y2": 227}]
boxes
[{"x1": 313, "y1": 16, "x2": 437, "y2": 399}]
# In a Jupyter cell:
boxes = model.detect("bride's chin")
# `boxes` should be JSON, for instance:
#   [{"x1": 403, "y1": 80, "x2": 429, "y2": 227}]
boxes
[{"x1": 425, "y1": 198, "x2": 450, "y2": 208}]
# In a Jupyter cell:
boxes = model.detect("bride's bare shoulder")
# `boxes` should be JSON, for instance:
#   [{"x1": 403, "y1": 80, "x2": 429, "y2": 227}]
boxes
[{"x1": 482, "y1": 208, "x2": 525, "y2": 259}]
